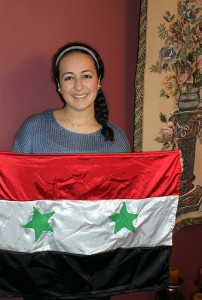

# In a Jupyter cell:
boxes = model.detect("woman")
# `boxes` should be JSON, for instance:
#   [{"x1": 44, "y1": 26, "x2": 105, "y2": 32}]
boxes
[
  {"x1": 12, "y1": 42, "x2": 131, "y2": 299},
  {"x1": 12, "y1": 42, "x2": 130, "y2": 154}
]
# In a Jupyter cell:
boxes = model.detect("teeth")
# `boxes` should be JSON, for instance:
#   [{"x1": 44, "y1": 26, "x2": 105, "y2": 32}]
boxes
[{"x1": 74, "y1": 94, "x2": 87, "y2": 99}]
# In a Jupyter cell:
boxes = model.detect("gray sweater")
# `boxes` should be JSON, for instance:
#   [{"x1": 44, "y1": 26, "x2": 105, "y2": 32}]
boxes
[{"x1": 12, "y1": 109, "x2": 131, "y2": 154}]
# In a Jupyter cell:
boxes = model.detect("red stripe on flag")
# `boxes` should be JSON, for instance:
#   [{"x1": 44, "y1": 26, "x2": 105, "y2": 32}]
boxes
[{"x1": 0, "y1": 151, "x2": 181, "y2": 201}]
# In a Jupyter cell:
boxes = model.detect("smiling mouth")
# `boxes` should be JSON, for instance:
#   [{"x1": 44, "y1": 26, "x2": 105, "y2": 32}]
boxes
[{"x1": 73, "y1": 94, "x2": 88, "y2": 100}]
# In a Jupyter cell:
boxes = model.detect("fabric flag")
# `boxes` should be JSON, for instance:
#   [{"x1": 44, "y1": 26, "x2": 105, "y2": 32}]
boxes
[{"x1": 0, "y1": 151, "x2": 181, "y2": 299}]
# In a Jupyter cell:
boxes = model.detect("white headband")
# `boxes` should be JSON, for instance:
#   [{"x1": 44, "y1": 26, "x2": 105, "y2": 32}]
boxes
[{"x1": 55, "y1": 46, "x2": 99, "y2": 69}]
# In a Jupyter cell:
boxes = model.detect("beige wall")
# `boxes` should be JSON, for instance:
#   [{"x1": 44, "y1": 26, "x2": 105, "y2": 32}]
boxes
[{"x1": 142, "y1": 0, "x2": 201, "y2": 185}]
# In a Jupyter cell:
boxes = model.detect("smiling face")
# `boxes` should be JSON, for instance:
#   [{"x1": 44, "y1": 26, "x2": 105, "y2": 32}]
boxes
[{"x1": 58, "y1": 52, "x2": 100, "y2": 113}]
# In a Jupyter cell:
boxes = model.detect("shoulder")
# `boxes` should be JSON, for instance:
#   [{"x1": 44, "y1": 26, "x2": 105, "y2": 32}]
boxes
[
  {"x1": 16, "y1": 109, "x2": 54, "y2": 133},
  {"x1": 108, "y1": 121, "x2": 128, "y2": 139},
  {"x1": 108, "y1": 122, "x2": 131, "y2": 152},
  {"x1": 11, "y1": 110, "x2": 53, "y2": 153},
  {"x1": 21, "y1": 109, "x2": 53, "y2": 125}
]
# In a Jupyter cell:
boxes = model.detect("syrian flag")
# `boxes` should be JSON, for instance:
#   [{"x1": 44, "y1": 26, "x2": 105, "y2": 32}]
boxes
[{"x1": 0, "y1": 151, "x2": 181, "y2": 299}]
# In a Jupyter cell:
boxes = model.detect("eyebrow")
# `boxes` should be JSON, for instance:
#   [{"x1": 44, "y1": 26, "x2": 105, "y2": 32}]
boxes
[{"x1": 62, "y1": 70, "x2": 94, "y2": 78}]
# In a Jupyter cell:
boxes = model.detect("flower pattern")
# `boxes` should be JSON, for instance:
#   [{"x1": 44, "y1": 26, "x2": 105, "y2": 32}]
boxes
[
  {"x1": 184, "y1": 8, "x2": 196, "y2": 24},
  {"x1": 193, "y1": 23, "x2": 202, "y2": 41},
  {"x1": 155, "y1": 114, "x2": 177, "y2": 151},
  {"x1": 162, "y1": 73, "x2": 178, "y2": 96},
  {"x1": 160, "y1": 122, "x2": 175, "y2": 144},
  {"x1": 197, "y1": 55, "x2": 202, "y2": 75},
  {"x1": 159, "y1": 46, "x2": 177, "y2": 63},
  {"x1": 150, "y1": 0, "x2": 201, "y2": 98},
  {"x1": 177, "y1": 62, "x2": 194, "y2": 91},
  {"x1": 169, "y1": 21, "x2": 184, "y2": 46}
]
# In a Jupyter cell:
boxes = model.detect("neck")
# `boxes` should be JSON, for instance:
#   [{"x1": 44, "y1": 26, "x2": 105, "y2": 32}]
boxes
[
  {"x1": 63, "y1": 107, "x2": 96, "y2": 128},
  {"x1": 63, "y1": 106, "x2": 95, "y2": 123}
]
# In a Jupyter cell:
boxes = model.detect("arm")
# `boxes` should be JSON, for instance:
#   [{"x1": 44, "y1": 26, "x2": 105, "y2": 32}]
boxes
[{"x1": 108, "y1": 122, "x2": 131, "y2": 153}]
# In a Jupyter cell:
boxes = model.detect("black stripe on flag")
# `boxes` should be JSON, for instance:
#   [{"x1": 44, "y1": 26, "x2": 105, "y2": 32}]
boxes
[{"x1": 0, "y1": 246, "x2": 171, "y2": 298}]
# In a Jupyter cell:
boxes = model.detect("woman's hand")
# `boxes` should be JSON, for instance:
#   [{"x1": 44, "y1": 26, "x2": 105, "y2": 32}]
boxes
[{"x1": 179, "y1": 150, "x2": 184, "y2": 173}]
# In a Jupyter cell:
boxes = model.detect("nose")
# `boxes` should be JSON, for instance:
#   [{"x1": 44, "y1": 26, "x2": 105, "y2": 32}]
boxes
[{"x1": 74, "y1": 78, "x2": 84, "y2": 91}]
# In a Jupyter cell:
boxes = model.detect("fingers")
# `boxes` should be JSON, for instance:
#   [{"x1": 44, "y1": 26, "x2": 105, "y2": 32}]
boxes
[{"x1": 178, "y1": 150, "x2": 184, "y2": 172}]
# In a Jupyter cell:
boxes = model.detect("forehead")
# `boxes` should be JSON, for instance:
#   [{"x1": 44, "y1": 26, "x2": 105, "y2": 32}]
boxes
[{"x1": 59, "y1": 52, "x2": 96, "y2": 72}]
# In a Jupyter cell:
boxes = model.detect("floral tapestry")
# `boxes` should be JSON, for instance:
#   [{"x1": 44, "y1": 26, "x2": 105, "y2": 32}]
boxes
[{"x1": 134, "y1": 0, "x2": 202, "y2": 232}]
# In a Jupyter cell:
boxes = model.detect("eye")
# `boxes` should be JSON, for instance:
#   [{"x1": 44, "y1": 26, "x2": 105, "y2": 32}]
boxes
[
  {"x1": 83, "y1": 74, "x2": 92, "y2": 79},
  {"x1": 64, "y1": 76, "x2": 74, "y2": 81}
]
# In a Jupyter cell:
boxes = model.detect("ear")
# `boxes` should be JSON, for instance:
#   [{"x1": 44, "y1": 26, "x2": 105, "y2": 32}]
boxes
[
  {"x1": 57, "y1": 81, "x2": 62, "y2": 93},
  {"x1": 97, "y1": 76, "x2": 101, "y2": 90}
]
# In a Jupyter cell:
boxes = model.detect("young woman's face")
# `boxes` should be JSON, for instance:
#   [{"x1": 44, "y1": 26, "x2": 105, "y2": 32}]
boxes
[{"x1": 58, "y1": 52, "x2": 100, "y2": 112}]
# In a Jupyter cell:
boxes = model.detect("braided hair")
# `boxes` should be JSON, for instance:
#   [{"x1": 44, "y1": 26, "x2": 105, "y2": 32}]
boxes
[{"x1": 52, "y1": 42, "x2": 114, "y2": 141}]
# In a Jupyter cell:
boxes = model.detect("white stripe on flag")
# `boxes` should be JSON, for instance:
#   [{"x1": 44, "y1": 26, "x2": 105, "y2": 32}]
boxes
[{"x1": 0, "y1": 196, "x2": 178, "y2": 255}]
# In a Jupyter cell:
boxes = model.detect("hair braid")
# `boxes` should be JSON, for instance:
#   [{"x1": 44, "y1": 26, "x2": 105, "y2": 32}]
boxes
[{"x1": 94, "y1": 89, "x2": 114, "y2": 141}]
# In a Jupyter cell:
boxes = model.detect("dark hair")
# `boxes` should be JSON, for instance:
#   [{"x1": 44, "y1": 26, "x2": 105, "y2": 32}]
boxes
[{"x1": 52, "y1": 42, "x2": 114, "y2": 141}]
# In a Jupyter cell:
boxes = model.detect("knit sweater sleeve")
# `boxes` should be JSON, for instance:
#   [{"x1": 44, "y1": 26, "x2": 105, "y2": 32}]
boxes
[{"x1": 11, "y1": 115, "x2": 36, "y2": 153}]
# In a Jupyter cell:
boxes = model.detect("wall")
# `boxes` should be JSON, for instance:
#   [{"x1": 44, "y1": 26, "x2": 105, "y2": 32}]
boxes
[
  {"x1": 0, "y1": 0, "x2": 140, "y2": 151},
  {"x1": 0, "y1": 1, "x2": 201, "y2": 300}
]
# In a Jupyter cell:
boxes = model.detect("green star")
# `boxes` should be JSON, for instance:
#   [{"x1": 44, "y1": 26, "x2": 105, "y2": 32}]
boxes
[
  {"x1": 23, "y1": 206, "x2": 55, "y2": 241},
  {"x1": 109, "y1": 202, "x2": 138, "y2": 234}
]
